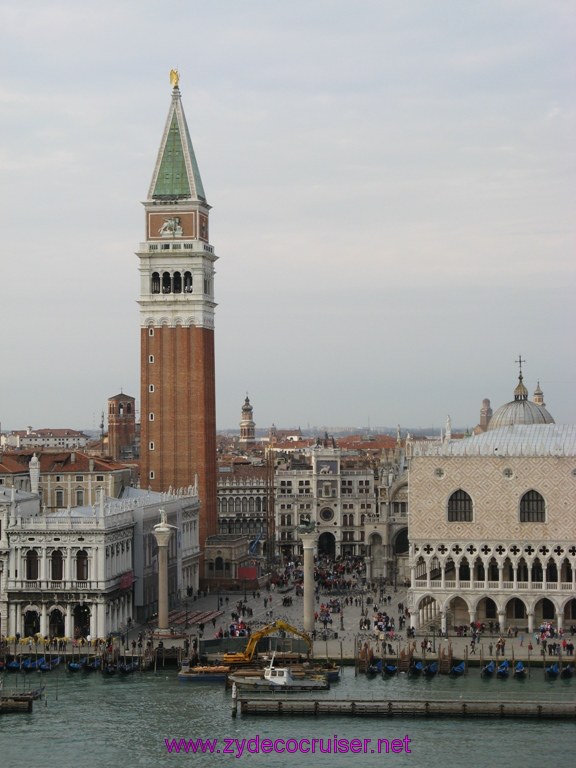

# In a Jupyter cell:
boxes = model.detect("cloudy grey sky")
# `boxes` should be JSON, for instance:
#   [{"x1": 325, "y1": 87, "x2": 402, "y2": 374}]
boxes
[{"x1": 1, "y1": 0, "x2": 574, "y2": 433}]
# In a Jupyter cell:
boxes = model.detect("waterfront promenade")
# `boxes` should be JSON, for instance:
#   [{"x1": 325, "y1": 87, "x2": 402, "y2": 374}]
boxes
[
  {"x1": 129, "y1": 580, "x2": 573, "y2": 666},
  {"x1": 2, "y1": 578, "x2": 570, "y2": 669}
]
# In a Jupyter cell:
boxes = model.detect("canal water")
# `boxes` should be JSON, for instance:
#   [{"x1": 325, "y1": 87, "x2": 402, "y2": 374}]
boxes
[{"x1": 0, "y1": 668, "x2": 573, "y2": 767}]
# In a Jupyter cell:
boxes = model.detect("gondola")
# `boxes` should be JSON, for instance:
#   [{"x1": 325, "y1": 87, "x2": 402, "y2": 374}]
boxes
[
  {"x1": 545, "y1": 662, "x2": 559, "y2": 679},
  {"x1": 449, "y1": 661, "x2": 465, "y2": 676},
  {"x1": 560, "y1": 664, "x2": 573, "y2": 680},
  {"x1": 39, "y1": 656, "x2": 62, "y2": 672},
  {"x1": 67, "y1": 656, "x2": 87, "y2": 672},
  {"x1": 6, "y1": 656, "x2": 27, "y2": 671},
  {"x1": 409, "y1": 660, "x2": 424, "y2": 676},
  {"x1": 22, "y1": 656, "x2": 45, "y2": 672},
  {"x1": 84, "y1": 657, "x2": 102, "y2": 672},
  {"x1": 118, "y1": 660, "x2": 139, "y2": 674},
  {"x1": 513, "y1": 660, "x2": 526, "y2": 679},
  {"x1": 481, "y1": 660, "x2": 495, "y2": 677},
  {"x1": 496, "y1": 659, "x2": 510, "y2": 679},
  {"x1": 423, "y1": 661, "x2": 438, "y2": 677},
  {"x1": 383, "y1": 663, "x2": 398, "y2": 676},
  {"x1": 366, "y1": 660, "x2": 382, "y2": 678}
]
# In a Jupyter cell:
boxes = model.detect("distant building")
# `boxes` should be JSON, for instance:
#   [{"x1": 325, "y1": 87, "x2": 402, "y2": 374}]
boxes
[
  {"x1": 204, "y1": 534, "x2": 257, "y2": 587},
  {"x1": 217, "y1": 461, "x2": 269, "y2": 554},
  {"x1": 2, "y1": 427, "x2": 89, "y2": 450},
  {"x1": 239, "y1": 396, "x2": 256, "y2": 448},
  {"x1": 0, "y1": 452, "x2": 31, "y2": 492},
  {"x1": 0, "y1": 450, "x2": 132, "y2": 509},
  {"x1": 268, "y1": 424, "x2": 303, "y2": 445},
  {"x1": 473, "y1": 399, "x2": 493, "y2": 434},
  {"x1": 473, "y1": 369, "x2": 552, "y2": 434},
  {"x1": 487, "y1": 372, "x2": 554, "y2": 430},
  {"x1": 107, "y1": 393, "x2": 138, "y2": 461}
]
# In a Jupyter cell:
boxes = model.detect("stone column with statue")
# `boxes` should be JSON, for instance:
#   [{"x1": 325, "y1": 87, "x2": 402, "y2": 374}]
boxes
[
  {"x1": 298, "y1": 522, "x2": 318, "y2": 636},
  {"x1": 153, "y1": 509, "x2": 175, "y2": 633}
]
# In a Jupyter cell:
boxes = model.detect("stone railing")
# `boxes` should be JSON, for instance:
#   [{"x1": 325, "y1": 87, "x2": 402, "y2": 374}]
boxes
[
  {"x1": 412, "y1": 579, "x2": 573, "y2": 592},
  {"x1": 7, "y1": 577, "x2": 127, "y2": 592}
]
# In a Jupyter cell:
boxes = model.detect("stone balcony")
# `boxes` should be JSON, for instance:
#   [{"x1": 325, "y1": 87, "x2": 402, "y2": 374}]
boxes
[
  {"x1": 7, "y1": 577, "x2": 128, "y2": 593},
  {"x1": 413, "y1": 579, "x2": 575, "y2": 591}
]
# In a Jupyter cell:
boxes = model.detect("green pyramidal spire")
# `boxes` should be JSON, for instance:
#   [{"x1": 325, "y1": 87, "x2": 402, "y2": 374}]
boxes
[{"x1": 148, "y1": 82, "x2": 206, "y2": 202}]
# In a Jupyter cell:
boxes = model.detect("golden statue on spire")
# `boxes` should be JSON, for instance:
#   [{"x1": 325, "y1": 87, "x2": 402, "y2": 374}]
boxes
[{"x1": 170, "y1": 69, "x2": 180, "y2": 89}]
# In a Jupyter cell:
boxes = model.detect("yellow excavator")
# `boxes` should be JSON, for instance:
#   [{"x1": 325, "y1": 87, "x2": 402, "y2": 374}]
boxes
[{"x1": 222, "y1": 620, "x2": 312, "y2": 665}]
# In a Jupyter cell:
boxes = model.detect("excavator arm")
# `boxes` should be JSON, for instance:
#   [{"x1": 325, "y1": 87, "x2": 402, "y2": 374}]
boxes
[
  {"x1": 273, "y1": 620, "x2": 312, "y2": 653},
  {"x1": 222, "y1": 619, "x2": 311, "y2": 664}
]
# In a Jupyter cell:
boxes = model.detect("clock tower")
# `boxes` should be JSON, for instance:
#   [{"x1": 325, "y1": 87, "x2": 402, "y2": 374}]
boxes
[{"x1": 138, "y1": 73, "x2": 218, "y2": 560}]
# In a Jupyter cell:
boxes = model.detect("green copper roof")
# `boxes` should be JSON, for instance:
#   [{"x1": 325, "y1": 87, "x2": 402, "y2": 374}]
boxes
[
  {"x1": 153, "y1": 114, "x2": 191, "y2": 198},
  {"x1": 149, "y1": 88, "x2": 207, "y2": 202}
]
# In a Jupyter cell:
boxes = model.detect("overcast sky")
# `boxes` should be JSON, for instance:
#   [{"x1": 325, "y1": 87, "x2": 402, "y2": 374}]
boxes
[{"x1": 1, "y1": 0, "x2": 574, "y2": 434}]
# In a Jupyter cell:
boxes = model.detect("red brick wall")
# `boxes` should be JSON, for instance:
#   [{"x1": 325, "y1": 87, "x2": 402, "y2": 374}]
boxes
[{"x1": 140, "y1": 324, "x2": 217, "y2": 549}]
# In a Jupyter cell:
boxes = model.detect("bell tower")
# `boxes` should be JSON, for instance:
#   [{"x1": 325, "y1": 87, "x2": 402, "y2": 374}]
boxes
[
  {"x1": 239, "y1": 395, "x2": 256, "y2": 448},
  {"x1": 138, "y1": 72, "x2": 218, "y2": 556}
]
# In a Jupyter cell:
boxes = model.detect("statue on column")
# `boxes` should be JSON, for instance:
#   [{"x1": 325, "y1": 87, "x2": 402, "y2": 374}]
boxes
[{"x1": 297, "y1": 514, "x2": 316, "y2": 534}]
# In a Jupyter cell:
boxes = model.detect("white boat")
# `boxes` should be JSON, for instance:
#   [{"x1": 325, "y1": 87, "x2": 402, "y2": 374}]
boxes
[{"x1": 229, "y1": 654, "x2": 329, "y2": 691}]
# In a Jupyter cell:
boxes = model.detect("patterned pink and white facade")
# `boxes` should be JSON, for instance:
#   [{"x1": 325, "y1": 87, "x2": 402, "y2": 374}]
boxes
[{"x1": 407, "y1": 424, "x2": 576, "y2": 634}]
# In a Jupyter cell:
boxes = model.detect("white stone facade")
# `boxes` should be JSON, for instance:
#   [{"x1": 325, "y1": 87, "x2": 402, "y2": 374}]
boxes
[
  {"x1": 1, "y1": 489, "x2": 134, "y2": 639},
  {"x1": 217, "y1": 466, "x2": 269, "y2": 555},
  {"x1": 129, "y1": 486, "x2": 200, "y2": 623},
  {"x1": 2, "y1": 428, "x2": 89, "y2": 450},
  {"x1": 275, "y1": 445, "x2": 375, "y2": 560},
  {"x1": 0, "y1": 484, "x2": 200, "y2": 638}
]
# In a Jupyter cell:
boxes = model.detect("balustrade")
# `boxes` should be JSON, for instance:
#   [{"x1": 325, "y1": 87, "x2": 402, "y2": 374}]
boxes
[
  {"x1": 8, "y1": 577, "x2": 123, "y2": 592},
  {"x1": 411, "y1": 574, "x2": 573, "y2": 593}
]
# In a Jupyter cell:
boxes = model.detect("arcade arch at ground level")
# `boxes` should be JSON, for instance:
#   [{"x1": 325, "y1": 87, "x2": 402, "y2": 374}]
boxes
[
  {"x1": 7, "y1": 592, "x2": 132, "y2": 640},
  {"x1": 318, "y1": 531, "x2": 336, "y2": 559},
  {"x1": 409, "y1": 592, "x2": 576, "y2": 635}
]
